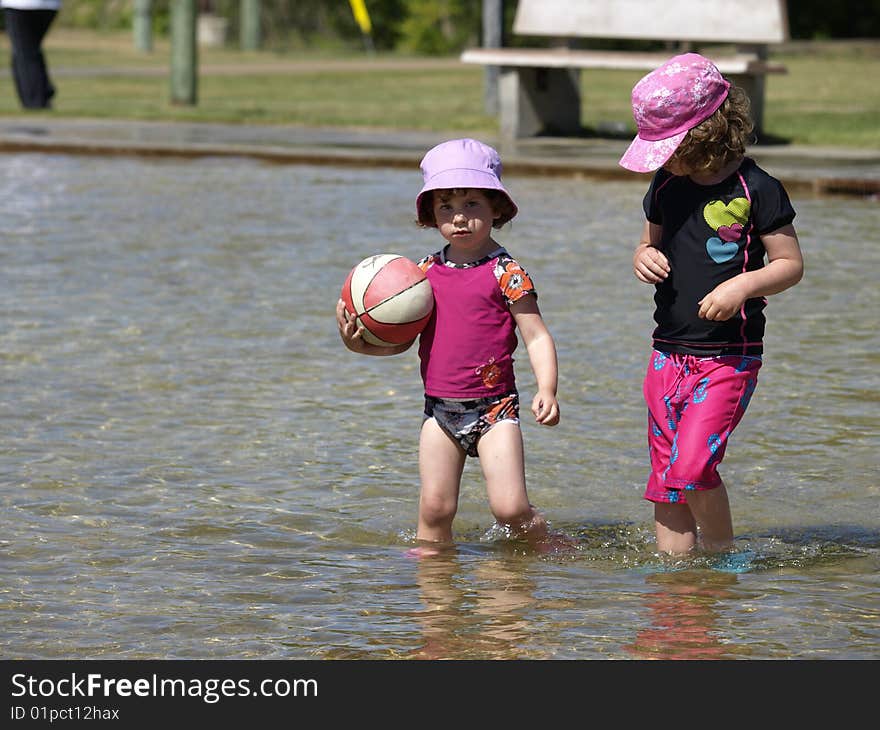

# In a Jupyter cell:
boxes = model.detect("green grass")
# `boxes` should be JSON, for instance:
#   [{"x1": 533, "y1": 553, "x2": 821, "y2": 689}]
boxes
[{"x1": 2, "y1": 29, "x2": 878, "y2": 149}]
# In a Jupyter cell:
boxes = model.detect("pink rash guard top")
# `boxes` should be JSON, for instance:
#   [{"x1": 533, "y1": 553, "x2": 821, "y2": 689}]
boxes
[{"x1": 416, "y1": 246, "x2": 536, "y2": 399}]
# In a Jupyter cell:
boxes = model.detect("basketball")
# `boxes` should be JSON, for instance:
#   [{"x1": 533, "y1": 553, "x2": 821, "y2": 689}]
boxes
[{"x1": 341, "y1": 254, "x2": 434, "y2": 347}]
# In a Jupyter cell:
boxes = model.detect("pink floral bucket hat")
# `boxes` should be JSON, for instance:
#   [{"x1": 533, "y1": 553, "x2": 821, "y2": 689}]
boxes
[{"x1": 619, "y1": 53, "x2": 731, "y2": 173}]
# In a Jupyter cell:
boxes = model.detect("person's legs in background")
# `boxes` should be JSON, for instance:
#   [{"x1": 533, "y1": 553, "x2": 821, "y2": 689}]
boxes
[{"x1": 4, "y1": 8, "x2": 58, "y2": 109}]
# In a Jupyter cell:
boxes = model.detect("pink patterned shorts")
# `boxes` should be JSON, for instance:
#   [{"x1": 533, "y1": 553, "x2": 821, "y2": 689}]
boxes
[{"x1": 643, "y1": 350, "x2": 761, "y2": 504}]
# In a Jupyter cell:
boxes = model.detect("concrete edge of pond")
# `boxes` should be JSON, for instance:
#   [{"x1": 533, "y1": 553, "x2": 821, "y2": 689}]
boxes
[{"x1": 0, "y1": 118, "x2": 877, "y2": 200}]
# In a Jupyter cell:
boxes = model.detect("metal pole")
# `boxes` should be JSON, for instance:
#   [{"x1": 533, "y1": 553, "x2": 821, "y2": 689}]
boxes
[
  {"x1": 133, "y1": 0, "x2": 153, "y2": 53},
  {"x1": 482, "y1": 0, "x2": 503, "y2": 115},
  {"x1": 240, "y1": 0, "x2": 261, "y2": 51},
  {"x1": 170, "y1": 0, "x2": 198, "y2": 106}
]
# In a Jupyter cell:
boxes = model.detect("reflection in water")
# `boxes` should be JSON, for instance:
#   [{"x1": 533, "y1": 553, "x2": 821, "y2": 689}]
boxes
[
  {"x1": 409, "y1": 549, "x2": 545, "y2": 660},
  {"x1": 625, "y1": 570, "x2": 742, "y2": 660}
]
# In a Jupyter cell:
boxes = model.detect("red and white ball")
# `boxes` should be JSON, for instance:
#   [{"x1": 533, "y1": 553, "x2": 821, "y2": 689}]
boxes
[{"x1": 341, "y1": 254, "x2": 434, "y2": 347}]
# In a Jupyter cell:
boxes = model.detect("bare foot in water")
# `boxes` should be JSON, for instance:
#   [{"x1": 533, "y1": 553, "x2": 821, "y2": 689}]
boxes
[
  {"x1": 533, "y1": 531, "x2": 579, "y2": 555},
  {"x1": 405, "y1": 542, "x2": 451, "y2": 558},
  {"x1": 511, "y1": 508, "x2": 577, "y2": 554}
]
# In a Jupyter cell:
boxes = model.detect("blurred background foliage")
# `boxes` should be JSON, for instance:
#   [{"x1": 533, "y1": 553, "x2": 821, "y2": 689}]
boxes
[{"x1": 38, "y1": 0, "x2": 880, "y2": 54}]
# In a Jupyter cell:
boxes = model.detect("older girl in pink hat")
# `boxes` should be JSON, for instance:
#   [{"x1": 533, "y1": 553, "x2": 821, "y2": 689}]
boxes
[
  {"x1": 337, "y1": 138, "x2": 561, "y2": 555},
  {"x1": 620, "y1": 54, "x2": 804, "y2": 555}
]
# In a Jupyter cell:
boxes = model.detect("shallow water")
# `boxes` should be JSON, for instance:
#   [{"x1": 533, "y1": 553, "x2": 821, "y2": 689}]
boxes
[{"x1": 0, "y1": 153, "x2": 877, "y2": 660}]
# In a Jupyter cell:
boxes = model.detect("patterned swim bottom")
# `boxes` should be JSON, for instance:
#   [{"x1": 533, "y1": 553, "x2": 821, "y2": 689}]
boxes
[
  {"x1": 643, "y1": 350, "x2": 762, "y2": 504},
  {"x1": 423, "y1": 392, "x2": 520, "y2": 458}
]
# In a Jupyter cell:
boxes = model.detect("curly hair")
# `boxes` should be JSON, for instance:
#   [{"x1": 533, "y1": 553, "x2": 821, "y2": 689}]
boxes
[
  {"x1": 417, "y1": 188, "x2": 516, "y2": 229},
  {"x1": 669, "y1": 85, "x2": 755, "y2": 174}
]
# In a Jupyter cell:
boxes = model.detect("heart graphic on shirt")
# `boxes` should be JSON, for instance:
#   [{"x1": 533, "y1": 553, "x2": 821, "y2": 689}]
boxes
[
  {"x1": 717, "y1": 223, "x2": 743, "y2": 241},
  {"x1": 703, "y1": 198, "x2": 750, "y2": 233},
  {"x1": 706, "y1": 236, "x2": 739, "y2": 263}
]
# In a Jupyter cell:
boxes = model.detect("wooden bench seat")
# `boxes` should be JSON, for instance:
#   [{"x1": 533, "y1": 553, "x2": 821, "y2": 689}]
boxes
[
  {"x1": 462, "y1": 0, "x2": 790, "y2": 139},
  {"x1": 460, "y1": 48, "x2": 785, "y2": 76}
]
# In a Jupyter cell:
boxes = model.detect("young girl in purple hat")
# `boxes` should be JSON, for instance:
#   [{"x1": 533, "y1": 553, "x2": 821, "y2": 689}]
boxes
[
  {"x1": 336, "y1": 138, "x2": 561, "y2": 555},
  {"x1": 620, "y1": 53, "x2": 804, "y2": 555}
]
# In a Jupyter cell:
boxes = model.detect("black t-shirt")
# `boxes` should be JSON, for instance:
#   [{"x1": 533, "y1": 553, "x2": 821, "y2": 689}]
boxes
[{"x1": 643, "y1": 157, "x2": 796, "y2": 356}]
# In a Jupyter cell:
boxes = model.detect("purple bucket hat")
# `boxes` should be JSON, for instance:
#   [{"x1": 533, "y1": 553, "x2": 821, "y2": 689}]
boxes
[
  {"x1": 416, "y1": 138, "x2": 518, "y2": 227},
  {"x1": 619, "y1": 53, "x2": 731, "y2": 173}
]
